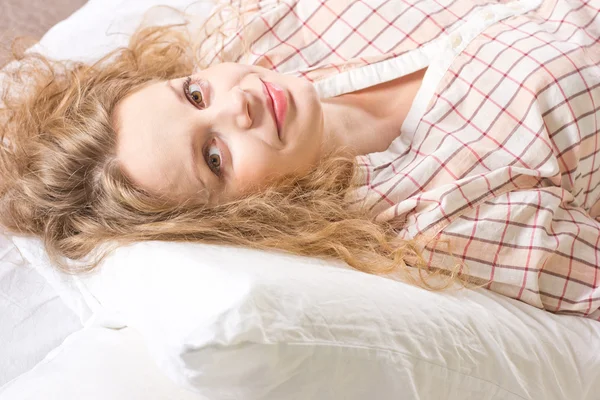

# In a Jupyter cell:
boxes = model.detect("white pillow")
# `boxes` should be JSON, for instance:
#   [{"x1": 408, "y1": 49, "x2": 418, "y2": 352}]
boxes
[
  {"x1": 31, "y1": 0, "x2": 216, "y2": 63},
  {"x1": 13, "y1": 237, "x2": 600, "y2": 400},
  {"x1": 0, "y1": 325, "x2": 205, "y2": 400}
]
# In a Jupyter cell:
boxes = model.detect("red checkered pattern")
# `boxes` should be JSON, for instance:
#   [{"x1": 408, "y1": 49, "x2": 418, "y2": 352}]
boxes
[
  {"x1": 206, "y1": 0, "x2": 600, "y2": 320},
  {"x1": 203, "y1": 0, "x2": 504, "y2": 76}
]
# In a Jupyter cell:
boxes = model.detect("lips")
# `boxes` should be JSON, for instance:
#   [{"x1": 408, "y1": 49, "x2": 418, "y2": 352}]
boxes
[{"x1": 261, "y1": 80, "x2": 287, "y2": 141}]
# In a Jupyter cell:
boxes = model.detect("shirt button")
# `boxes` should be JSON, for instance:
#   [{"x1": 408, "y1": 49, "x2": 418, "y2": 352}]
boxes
[
  {"x1": 483, "y1": 11, "x2": 494, "y2": 21},
  {"x1": 451, "y1": 34, "x2": 462, "y2": 48}
]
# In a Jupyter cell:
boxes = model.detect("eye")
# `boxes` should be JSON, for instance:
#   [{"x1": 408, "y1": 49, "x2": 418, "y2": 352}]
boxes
[
  {"x1": 183, "y1": 77, "x2": 205, "y2": 108},
  {"x1": 204, "y1": 139, "x2": 222, "y2": 177}
]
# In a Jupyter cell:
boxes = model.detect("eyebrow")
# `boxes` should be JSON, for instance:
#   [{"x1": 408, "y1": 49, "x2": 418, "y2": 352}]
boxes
[{"x1": 166, "y1": 80, "x2": 208, "y2": 194}]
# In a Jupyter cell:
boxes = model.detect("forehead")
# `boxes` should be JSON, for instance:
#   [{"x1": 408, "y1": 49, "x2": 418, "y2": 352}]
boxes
[{"x1": 113, "y1": 80, "x2": 202, "y2": 199}]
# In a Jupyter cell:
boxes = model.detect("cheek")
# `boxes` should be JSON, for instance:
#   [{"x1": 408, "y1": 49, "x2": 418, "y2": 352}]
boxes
[{"x1": 230, "y1": 149, "x2": 279, "y2": 193}]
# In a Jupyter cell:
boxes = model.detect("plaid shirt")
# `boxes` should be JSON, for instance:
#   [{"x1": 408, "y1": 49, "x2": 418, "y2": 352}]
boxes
[{"x1": 206, "y1": 0, "x2": 600, "y2": 319}]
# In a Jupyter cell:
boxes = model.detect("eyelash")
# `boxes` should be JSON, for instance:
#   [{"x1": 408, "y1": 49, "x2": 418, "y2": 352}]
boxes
[
  {"x1": 204, "y1": 138, "x2": 223, "y2": 178},
  {"x1": 183, "y1": 77, "x2": 206, "y2": 109},
  {"x1": 182, "y1": 77, "x2": 224, "y2": 179}
]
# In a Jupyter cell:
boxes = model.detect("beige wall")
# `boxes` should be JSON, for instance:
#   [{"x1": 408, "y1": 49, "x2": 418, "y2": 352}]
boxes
[{"x1": 0, "y1": 0, "x2": 87, "y2": 64}]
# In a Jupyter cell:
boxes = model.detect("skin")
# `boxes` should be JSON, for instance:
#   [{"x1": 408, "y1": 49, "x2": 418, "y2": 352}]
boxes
[{"x1": 113, "y1": 62, "x2": 425, "y2": 204}]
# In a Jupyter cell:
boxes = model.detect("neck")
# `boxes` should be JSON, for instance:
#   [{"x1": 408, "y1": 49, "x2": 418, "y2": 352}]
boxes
[
  {"x1": 319, "y1": 68, "x2": 427, "y2": 157},
  {"x1": 320, "y1": 98, "x2": 391, "y2": 157}
]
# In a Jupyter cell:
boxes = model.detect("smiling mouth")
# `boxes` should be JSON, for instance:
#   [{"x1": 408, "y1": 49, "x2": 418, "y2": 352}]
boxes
[{"x1": 260, "y1": 79, "x2": 280, "y2": 140}]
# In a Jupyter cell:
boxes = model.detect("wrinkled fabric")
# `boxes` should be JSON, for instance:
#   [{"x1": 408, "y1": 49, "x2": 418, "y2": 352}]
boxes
[{"x1": 352, "y1": 0, "x2": 600, "y2": 320}]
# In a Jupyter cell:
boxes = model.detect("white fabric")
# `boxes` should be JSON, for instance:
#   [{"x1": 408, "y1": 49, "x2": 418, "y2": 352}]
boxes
[
  {"x1": 34, "y1": 0, "x2": 215, "y2": 63},
  {"x1": 0, "y1": 325, "x2": 206, "y2": 400},
  {"x1": 13, "y1": 237, "x2": 600, "y2": 400},
  {"x1": 0, "y1": 232, "x2": 81, "y2": 386}
]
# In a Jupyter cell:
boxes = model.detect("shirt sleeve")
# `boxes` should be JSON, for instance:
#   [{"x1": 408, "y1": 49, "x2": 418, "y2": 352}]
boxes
[{"x1": 423, "y1": 186, "x2": 600, "y2": 319}]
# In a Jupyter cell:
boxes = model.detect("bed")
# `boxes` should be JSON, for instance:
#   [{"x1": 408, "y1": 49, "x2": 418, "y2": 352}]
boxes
[{"x1": 1, "y1": 1, "x2": 599, "y2": 399}]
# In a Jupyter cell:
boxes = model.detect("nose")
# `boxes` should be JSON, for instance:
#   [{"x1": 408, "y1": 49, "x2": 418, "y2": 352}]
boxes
[{"x1": 229, "y1": 86, "x2": 252, "y2": 130}]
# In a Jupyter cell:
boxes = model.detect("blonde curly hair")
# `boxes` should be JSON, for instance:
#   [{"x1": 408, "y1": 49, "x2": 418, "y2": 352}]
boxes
[{"x1": 0, "y1": 4, "x2": 471, "y2": 290}]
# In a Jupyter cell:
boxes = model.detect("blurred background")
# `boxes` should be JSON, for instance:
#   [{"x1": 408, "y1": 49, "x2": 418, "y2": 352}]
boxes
[{"x1": 0, "y1": 0, "x2": 87, "y2": 64}]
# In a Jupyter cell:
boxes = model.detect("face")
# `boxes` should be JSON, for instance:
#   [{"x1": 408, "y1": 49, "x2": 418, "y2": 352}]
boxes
[{"x1": 113, "y1": 62, "x2": 327, "y2": 204}]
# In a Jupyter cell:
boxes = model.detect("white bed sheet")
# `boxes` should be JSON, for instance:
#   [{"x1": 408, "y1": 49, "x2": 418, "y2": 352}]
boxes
[
  {"x1": 0, "y1": 230, "x2": 82, "y2": 386},
  {"x1": 0, "y1": 325, "x2": 206, "y2": 400}
]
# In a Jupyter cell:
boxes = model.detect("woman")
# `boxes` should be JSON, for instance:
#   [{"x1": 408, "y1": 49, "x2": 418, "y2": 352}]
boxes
[{"x1": 1, "y1": 0, "x2": 599, "y2": 319}]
